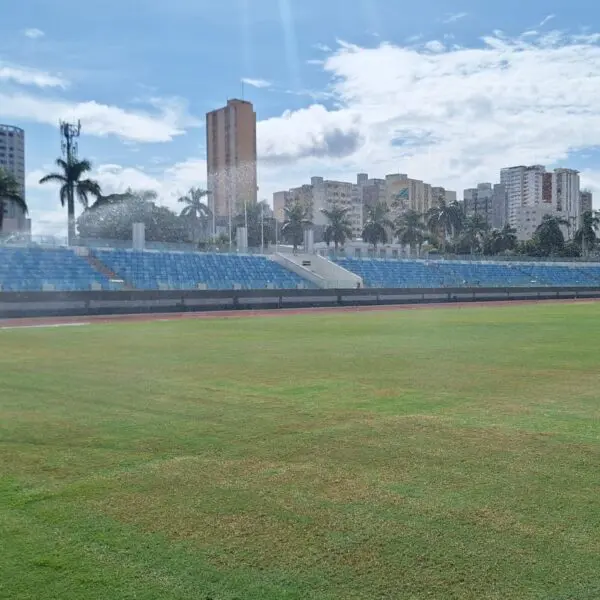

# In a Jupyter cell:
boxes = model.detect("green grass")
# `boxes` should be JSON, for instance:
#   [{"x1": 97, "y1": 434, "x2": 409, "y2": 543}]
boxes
[{"x1": 1, "y1": 303, "x2": 600, "y2": 600}]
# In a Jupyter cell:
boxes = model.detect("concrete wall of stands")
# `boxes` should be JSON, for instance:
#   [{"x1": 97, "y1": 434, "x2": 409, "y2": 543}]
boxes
[{"x1": 1, "y1": 286, "x2": 599, "y2": 319}]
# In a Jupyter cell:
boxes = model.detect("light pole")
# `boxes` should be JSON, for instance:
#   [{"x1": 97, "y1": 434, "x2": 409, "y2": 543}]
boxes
[{"x1": 260, "y1": 203, "x2": 265, "y2": 254}]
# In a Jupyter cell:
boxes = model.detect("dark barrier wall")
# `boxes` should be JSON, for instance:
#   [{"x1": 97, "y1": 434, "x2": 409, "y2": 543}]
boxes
[{"x1": 1, "y1": 286, "x2": 599, "y2": 319}]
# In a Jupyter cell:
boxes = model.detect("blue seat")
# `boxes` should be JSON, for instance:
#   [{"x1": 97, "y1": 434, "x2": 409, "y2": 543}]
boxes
[
  {"x1": 92, "y1": 250, "x2": 310, "y2": 290},
  {"x1": 334, "y1": 258, "x2": 600, "y2": 289},
  {"x1": 0, "y1": 247, "x2": 113, "y2": 291}
]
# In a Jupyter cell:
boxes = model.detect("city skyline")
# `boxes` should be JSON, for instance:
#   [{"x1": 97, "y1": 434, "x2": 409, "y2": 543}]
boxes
[{"x1": 3, "y1": 1, "x2": 600, "y2": 235}]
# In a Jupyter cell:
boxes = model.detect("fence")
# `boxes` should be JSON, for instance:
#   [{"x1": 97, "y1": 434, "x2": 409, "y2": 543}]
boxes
[{"x1": 1, "y1": 286, "x2": 598, "y2": 320}]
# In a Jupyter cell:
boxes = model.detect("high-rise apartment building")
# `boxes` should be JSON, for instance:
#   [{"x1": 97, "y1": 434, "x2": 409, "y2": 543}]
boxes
[
  {"x1": 206, "y1": 99, "x2": 257, "y2": 229},
  {"x1": 580, "y1": 190, "x2": 593, "y2": 215},
  {"x1": 553, "y1": 168, "x2": 581, "y2": 230},
  {"x1": 0, "y1": 124, "x2": 29, "y2": 234},
  {"x1": 500, "y1": 165, "x2": 581, "y2": 239},
  {"x1": 431, "y1": 187, "x2": 457, "y2": 205},
  {"x1": 463, "y1": 183, "x2": 507, "y2": 229},
  {"x1": 501, "y1": 165, "x2": 552, "y2": 240}
]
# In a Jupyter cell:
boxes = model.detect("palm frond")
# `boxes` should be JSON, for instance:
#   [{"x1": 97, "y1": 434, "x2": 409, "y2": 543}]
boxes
[{"x1": 39, "y1": 173, "x2": 67, "y2": 185}]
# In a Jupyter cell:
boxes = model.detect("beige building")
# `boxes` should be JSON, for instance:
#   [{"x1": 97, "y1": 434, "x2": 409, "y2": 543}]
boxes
[
  {"x1": 206, "y1": 99, "x2": 257, "y2": 228},
  {"x1": 385, "y1": 174, "x2": 428, "y2": 215}
]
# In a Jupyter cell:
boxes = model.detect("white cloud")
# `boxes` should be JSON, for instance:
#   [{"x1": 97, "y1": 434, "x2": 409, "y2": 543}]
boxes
[
  {"x1": 0, "y1": 63, "x2": 67, "y2": 88},
  {"x1": 443, "y1": 12, "x2": 468, "y2": 24},
  {"x1": 258, "y1": 104, "x2": 363, "y2": 164},
  {"x1": 539, "y1": 14, "x2": 555, "y2": 28},
  {"x1": 0, "y1": 93, "x2": 196, "y2": 142},
  {"x1": 241, "y1": 78, "x2": 272, "y2": 89},
  {"x1": 313, "y1": 43, "x2": 332, "y2": 52},
  {"x1": 254, "y1": 30, "x2": 600, "y2": 198},
  {"x1": 24, "y1": 28, "x2": 45, "y2": 39},
  {"x1": 93, "y1": 159, "x2": 208, "y2": 209},
  {"x1": 424, "y1": 40, "x2": 445, "y2": 53}
]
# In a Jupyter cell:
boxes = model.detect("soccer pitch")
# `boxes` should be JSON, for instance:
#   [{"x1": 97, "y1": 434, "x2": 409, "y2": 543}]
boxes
[{"x1": 1, "y1": 304, "x2": 599, "y2": 600}]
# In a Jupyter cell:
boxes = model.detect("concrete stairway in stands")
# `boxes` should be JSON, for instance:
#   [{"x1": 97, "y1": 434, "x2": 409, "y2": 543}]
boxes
[
  {"x1": 78, "y1": 250, "x2": 133, "y2": 290},
  {"x1": 272, "y1": 253, "x2": 363, "y2": 289}
]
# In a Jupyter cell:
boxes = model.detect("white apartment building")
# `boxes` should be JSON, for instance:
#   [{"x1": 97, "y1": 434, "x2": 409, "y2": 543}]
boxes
[
  {"x1": 311, "y1": 176, "x2": 364, "y2": 238},
  {"x1": 0, "y1": 124, "x2": 29, "y2": 234},
  {"x1": 500, "y1": 165, "x2": 581, "y2": 240},
  {"x1": 273, "y1": 176, "x2": 364, "y2": 240},
  {"x1": 580, "y1": 190, "x2": 593, "y2": 215},
  {"x1": 553, "y1": 168, "x2": 581, "y2": 232}
]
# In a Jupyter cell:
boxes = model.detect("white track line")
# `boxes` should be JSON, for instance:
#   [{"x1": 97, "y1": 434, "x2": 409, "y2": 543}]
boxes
[{"x1": 0, "y1": 322, "x2": 91, "y2": 331}]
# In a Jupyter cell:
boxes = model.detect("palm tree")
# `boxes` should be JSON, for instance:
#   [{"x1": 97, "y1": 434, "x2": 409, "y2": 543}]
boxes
[
  {"x1": 362, "y1": 202, "x2": 394, "y2": 250},
  {"x1": 461, "y1": 214, "x2": 490, "y2": 255},
  {"x1": 395, "y1": 209, "x2": 426, "y2": 256},
  {"x1": 426, "y1": 198, "x2": 464, "y2": 253},
  {"x1": 0, "y1": 168, "x2": 28, "y2": 233},
  {"x1": 321, "y1": 205, "x2": 353, "y2": 251},
  {"x1": 39, "y1": 158, "x2": 101, "y2": 244},
  {"x1": 178, "y1": 187, "x2": 211, "y2": 243},
  {"x1": 281, "y1": 201, "x2": 312, "y2": 252},
  {"x1": 574, "y1": 211, "x2": 600, "y2": 257}
]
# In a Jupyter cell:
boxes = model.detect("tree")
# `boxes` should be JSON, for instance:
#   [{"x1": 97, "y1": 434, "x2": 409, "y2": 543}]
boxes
[
  {"x1": 0, "y1": 168, "x2": 28, "y2": 233},
  {"x1": 483, "y1": 224, "x2": 518, "y2": 256},
  {"x1": 461, "y1": 214, "x2": 490, "y2": 255},
  {"x1": 321, "y1": 205, "x2": 353, "y2": 251},
  {"x1": 561, "y1": 240, "x2": 581, "y2": 258},
  {"x1": 394, "y1": 209, "x2": 426, "y2": 255},
  {"x1": 362, "y1": 202, "x2": 393, "y2": 249},
  {"x1": 534, "y1": 214, "x2": 568, "y2": 256},
  {"x1": 281, "y1": 201, "x2": 312, "y2": 252},
  {"x1": 178, "y1": 187, "x2": 212, "y2": 244},
  {"x1": 39, "y1": 158, "x2": 101, "y2": 244},
  {"x1": 233, "y1": 201, "x2": 276, "y2": 248},
  {"x1": 77, "y1": 189, "x2": 187, "y2": 243},
  {"x1": 426, "y1": 198, "x2": 464, "y2": 253},
  {"x1": 574, "y1": 211, "x2": 600, "y2": 257}
]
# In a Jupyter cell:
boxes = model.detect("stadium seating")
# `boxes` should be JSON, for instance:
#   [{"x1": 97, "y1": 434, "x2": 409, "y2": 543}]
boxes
[
  {"x1": 335, "y1": 258, "x2": 600, "y2": 288},
  {"x1": 516, "y1": 264, "x2": 600, "y2": 286},
  {"x1": 2, "y1": 246, "x2": 600, "y2": 293},
  {"x1": 0, "y1": 246, "x2": 114, "y2": 292},
  {"x1": 92, "y1": 249, "x2": 309, "y2": 290}
]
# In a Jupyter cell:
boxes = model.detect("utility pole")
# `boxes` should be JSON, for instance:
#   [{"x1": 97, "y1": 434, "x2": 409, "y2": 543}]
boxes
[
  {"x1": 260, "y1": 202, "x2": 264, "y2": 254},
  {"x1": 59, "y1": 120, "x2": 81, "y2": 246}
]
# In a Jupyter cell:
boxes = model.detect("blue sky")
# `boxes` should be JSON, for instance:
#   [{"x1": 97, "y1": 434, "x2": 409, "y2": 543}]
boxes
[{"x1": 2, "y1": 0, "x2": 600, "y2": 234}]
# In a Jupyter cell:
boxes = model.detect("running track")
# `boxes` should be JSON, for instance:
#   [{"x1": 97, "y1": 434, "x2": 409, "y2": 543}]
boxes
[{"x1": 0, "y1": 298, "x2": 597, "y2": 330}]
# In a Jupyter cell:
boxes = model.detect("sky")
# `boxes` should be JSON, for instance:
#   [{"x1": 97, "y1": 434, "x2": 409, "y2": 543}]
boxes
[{"x1": 2, "y1": 0, "x2": 600, "y2": 236}]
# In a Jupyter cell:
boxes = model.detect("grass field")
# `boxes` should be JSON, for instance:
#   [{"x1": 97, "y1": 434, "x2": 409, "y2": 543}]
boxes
[{"x1": 1, "y1": 303, "x2": 600, "y2": 600}]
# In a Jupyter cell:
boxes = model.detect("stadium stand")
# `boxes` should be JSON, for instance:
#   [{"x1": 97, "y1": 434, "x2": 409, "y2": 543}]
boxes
[
  {"x1": 0, "y1": 246, "x2": 114, "y2": 291},
  {"x1": 335, "y1": 258, "x2": 600, "y2": 288},
  {"x1": 2, "y1": 246, "x2": 600, "y2": 293},
  {"x1": 91, "y1": 249, "x2": 310, "y2": 290}
]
